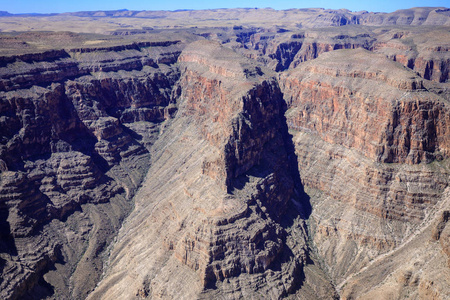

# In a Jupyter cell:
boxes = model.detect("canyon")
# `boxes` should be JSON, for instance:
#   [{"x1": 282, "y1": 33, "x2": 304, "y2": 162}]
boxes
[{"x1": 0, "y1": 6, "x2": 449, "y2": 300}]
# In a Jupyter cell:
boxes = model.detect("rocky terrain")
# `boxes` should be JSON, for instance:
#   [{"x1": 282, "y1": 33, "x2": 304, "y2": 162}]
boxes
[
  {"x1": 0, "y1": 6, "x2": 449, "y2": 300},
  {"x1": 1, "y1": 7, "x2": 450, "y2": 33},
  {"x1": 0, "y1": 33, "x2": 188, "y2": 299}
]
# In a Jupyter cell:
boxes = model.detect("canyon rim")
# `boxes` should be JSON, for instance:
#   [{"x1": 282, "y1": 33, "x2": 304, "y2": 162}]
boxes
[{"x1": 0, "y1": 6, "x2": 449, "y2": 300}]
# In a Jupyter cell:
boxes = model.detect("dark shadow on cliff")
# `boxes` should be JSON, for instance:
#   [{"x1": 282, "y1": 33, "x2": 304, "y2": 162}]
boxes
[
  {"x1": 0, "y1": 204, "x2": 18, "y2": 287},
  {"x1": 230, "y1": 161, "x2": 273, "y2": 192},
  {"x1": 12, "y1": 245, "x2": 65, "y2": 300},
  {"x1": 225, "y1": 85, "x2": 312, "y2": 297},
  {"x1": 0, "y1": 205, "x2": 65, "y2": 300},
  {"x1": 227, "y1": 83, "x2": 311, "y2": 222},
  {"x1": 0, "y1": 205, "x2": 17, "y2": 256},
  {"x1": 55, "y1": 90, "x2": 112, "y2": 173},
  {"x1": 275, "y1": 97, "x2": 313, "y2": 297},
  {"x1": 279, "y1": 97, "x2": 312, "y2": 220},
  {"x1": 121, "y1": 122, "x2": 145, "y2": 140},
  {"x1": 19, "y1": 274, "x2": 55, "y2": 300},
  {"x1": 62, "y1": 126, "x2": 111, "y2": 173}
]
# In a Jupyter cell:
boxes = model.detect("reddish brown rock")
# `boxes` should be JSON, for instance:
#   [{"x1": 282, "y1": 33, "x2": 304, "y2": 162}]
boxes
[
  {"x1": 282, "y1": 47, "x2": 450, "y2": 299},
  {"x1": 87, "y1": 40, "x2": 331, "y2": 300},
  {"x1": 372, "y1": 27, "x2": 450, "y2": 83},
  {"x1": 0, "y1": 39, "x2": 184, "y2": 300},
  {"x1": 0, "y1": 7, "x2": 449, "y2": 300},
  {"x1": 281, "y1": 48, "x2": 450, "y2": 164}
]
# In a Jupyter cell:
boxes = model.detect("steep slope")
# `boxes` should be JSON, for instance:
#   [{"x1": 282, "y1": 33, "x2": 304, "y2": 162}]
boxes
[
  {"x1": 0, "y1": 39, "x2": 184, "y2": 299},
  {"x1": 0, "y1": 7, "x2": 449, "y2": 300},
  {"x1": 372, "y1": 27, "x2": 450, "y2": 83},
  {"x1": 280, "y1": 48, "x2": 450, "y2": 299},
  {"x1": 339, "y1": 190, "x2": 450, "y2": 299},
  {"x1": 88, "y1": 40, "x2": 335, "y2": 299}
]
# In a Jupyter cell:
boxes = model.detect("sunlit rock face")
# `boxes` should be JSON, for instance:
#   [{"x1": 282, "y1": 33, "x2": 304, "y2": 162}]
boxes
[
  {"x1": 0, "y1": 6, "x2": 449, "y2": 300},
  {"x1": 280, "y1": 45, "x2": 450, "y2": 300},
  {"x1": 0, "y1": 39, "x2": 183, "y2": 300},
  {"x1": 87, "y1": 40, "x2": 317, "y2": 300}
]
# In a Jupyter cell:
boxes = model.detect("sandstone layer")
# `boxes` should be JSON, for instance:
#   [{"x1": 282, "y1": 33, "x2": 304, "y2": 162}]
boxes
[
  {"x1": 0, "y1": 38, "x2": 185, "y2": 299},
  {"x1": 280, "y1": 48, "x2": 450, "y2": 299},
  {"x1": 88, "y1": 40, "x2": 335, "y2": 300},
  {"x1": 0, "y1": 6, "x2": 449, "y2": 300}
]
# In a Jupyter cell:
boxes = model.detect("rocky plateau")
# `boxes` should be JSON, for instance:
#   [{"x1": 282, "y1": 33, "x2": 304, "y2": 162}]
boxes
[{"x1": 0, "y1": 6, "x2": 449, "y2": 300}]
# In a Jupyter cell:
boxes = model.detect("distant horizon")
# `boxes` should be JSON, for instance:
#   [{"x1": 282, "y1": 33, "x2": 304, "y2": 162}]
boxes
[
  {"x1": 3, "y1": 6, "x2": 450, "y2": 15},
  {"x1": 2, "y1": 0, "x2": 449, "y2": 15}
]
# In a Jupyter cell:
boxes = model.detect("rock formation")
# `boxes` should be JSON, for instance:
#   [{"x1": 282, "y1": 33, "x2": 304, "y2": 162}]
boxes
[
  {"x1": 280, "y1": 47, "x2": 450, "y2": 299},
  {"x1": 87, "y1": 40, "x2": 329, "y2": 299},
  {"x1": 0, "y1": 6, "x2": 449, "y2": 300},
  {"x1": 0, "y1": 38, "x2": 184, "y2": 299}
]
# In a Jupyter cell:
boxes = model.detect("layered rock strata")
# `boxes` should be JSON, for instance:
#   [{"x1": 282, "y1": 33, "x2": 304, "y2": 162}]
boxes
[
  {"x1": 282, "y1": 49, "x2": 449, "y2": 164},
  {"x1": 3, "y1": 7, "x2": 448, "y2": 32},
  {"x1": 280, "y1": 48, "x2": 450, "y2": 299},
  {"x1": 226, "y1": 26, "x2": 450, "y2": 84},
  {"x1": 88, "y1": 40, "x2": 335, "y2": 299},
  {"x1": 372, "y1": 27, "x2": 450, "y2": 83},
  {"x1": 0, "y1": 40, "x2": 183, "y2": 299},
  {"x1": 0, "y1": 9, "x2": 448, "y2": 299}
]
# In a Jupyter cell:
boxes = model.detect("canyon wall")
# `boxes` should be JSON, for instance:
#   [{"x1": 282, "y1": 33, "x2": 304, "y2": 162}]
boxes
[
  {"x1": 0, "y1": 7, "x2": 449, "y2": 299},
  {"x1": 87, "y1": 40, "x2": 335, "y2": 300},
  {"x1": 221, "y1": 26, "x2": 450, "y2": 85},
  {"x1": 280, "y1": 47, "x2": 450, "y2": 299},
  {"x1": 0, "y1": 39, "x2": 184, "y2": 299}
]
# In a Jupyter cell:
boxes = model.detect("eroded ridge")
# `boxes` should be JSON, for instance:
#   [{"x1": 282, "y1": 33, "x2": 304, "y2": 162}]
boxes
[{"x1": 88, "y1": 40, "x2": 330, "y2": 299}]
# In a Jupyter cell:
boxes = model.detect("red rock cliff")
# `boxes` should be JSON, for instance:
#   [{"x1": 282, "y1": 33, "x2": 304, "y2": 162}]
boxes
[
  {"x1": 86, "y1": 40, "x2": 330, "y2": 300},
  {"x1": 281, "y1": 48, "x2": 450, "y2": 164}
]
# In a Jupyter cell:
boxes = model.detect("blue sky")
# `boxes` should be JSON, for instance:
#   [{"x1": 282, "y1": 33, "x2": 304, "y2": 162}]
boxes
[{"x1": 1, "y1": 0, "x2": 449, "y2": 14}]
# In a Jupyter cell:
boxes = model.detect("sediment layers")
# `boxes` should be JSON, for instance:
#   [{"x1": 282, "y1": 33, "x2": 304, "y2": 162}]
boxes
[
  {"x1": 0, "y1": 8, "x2": 449, "y2": 299},
  {"x1": 281, "y1": 47, "x2": 450, "y2": 299},
  {"x1": 88, "y1": 40, "x2": 335, "y2": 300},
  {"x1": 0, "y1": 40, "x2": 183, "y2": 299}
]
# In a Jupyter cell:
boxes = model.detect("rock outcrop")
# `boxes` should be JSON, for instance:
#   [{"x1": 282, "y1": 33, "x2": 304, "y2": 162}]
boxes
[
  {"x1": 372, "y1": 27, "x2": 450, "y2": 83},
  {"x1": 280, "y1": 47, "x2": 450, "y2": 299},
  {"x1": 228, "y1": 26, "x2": 450, "y2": 83},
  {"x1": 88, "y1": 40, "x2": 335, "y2": 299},
  {"x1": 41, "y1": 7, "x2": 450, "y2": 28},
  {"x1": 0, "y1": 6, "x2": 449, "y2": 300},
  {"x1": 0, "y1": 39, "x2": 183, "y2": 299},
  {"x1": 281, "y1": 49, "x2": 449, "y2": 164}
]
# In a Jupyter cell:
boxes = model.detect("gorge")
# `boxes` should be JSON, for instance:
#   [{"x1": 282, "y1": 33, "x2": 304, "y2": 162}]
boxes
[{"x1": 0, "y1": 6, "x2": 449, "y2": 299}]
